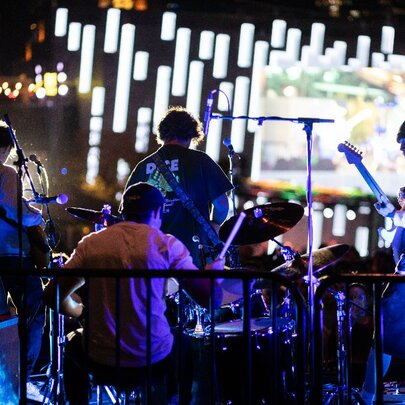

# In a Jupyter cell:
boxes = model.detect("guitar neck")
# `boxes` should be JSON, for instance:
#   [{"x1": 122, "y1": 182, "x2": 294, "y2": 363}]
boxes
[{"x1": 353, "y1": 161, "x2": 387, "y2": 204}]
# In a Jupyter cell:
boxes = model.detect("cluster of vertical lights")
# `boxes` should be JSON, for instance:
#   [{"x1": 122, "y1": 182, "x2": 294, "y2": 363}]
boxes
[{"x1": 52, "y1": 7, "x2": 402, "y2": 253}]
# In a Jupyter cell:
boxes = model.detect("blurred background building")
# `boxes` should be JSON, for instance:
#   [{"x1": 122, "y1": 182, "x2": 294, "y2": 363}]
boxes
[{"x1": 0, "y1": 0, "x2": 404, "y2": 256}]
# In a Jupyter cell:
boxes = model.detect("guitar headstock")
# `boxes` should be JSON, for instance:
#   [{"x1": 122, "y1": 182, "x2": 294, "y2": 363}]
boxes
[{"x1": 337, "y1": 141, "x2": 363, "y2": 165}]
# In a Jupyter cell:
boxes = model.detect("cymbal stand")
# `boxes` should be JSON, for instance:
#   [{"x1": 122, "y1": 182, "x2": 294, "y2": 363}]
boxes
[
  {"x1": 322, "y1": 289, "x2": 366, "y2": 405},
  {"x1": 41, "y1": 254, "x2": 66, "y2": 404}
]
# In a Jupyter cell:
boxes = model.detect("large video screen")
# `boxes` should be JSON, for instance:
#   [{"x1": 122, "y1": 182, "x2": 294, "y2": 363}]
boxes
[{"x1": 256, "y1": 67, "x2": 405, "y2": 197}]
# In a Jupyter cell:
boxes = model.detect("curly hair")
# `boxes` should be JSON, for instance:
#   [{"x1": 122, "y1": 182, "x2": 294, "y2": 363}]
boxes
[
  {"x1": 156, "y1": 106, "x2": 205, "y2": 146},
  {"x1": 0, "y1": 121, "x2": 14, "y2": 149}
]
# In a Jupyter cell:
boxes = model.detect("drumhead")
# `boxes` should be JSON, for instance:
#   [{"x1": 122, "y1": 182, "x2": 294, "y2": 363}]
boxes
[{"x1": 214, "y1": 317, "x2": 272, "y2": 334}]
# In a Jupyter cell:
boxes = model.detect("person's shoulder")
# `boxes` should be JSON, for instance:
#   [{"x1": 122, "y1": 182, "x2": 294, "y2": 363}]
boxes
[{"x1": 0, "y1": 163, "x2": 17, "y2": 176}]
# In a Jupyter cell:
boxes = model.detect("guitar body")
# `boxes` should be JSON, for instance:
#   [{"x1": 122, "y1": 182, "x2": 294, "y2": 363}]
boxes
[{"x1": 26, "y1": 225, "x2": 51, "y2": 270}]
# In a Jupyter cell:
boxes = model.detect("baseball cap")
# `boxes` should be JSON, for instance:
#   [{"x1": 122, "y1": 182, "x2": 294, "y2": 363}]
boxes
[{"x1": 119, "y1": 182, "x2": 164, "y2": 215}]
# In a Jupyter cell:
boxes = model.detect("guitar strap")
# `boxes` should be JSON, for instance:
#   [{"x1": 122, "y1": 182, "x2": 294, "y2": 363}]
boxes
[{"x1": 151, "y1": 152, "x2": 222, "y2": 249}]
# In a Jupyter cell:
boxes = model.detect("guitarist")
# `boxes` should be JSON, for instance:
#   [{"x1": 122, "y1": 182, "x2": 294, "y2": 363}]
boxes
[
  {"x1": 360, "y1": 121, "x2": 405, "y2": 404},
  {"x1": 0, "y1": 121, "x2": 46, "y2": 402},
  {"x1": 124, "y1": 106, "x2": 233, "y2": 269}
]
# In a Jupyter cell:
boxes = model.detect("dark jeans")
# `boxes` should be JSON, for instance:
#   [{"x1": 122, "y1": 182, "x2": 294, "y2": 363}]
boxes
[
  {"x1": 0, "y1": 256, "x2": 45, "y2": 380},
  {"x1": 64, "y1": 329, "x2": 175, "y2": 405}
]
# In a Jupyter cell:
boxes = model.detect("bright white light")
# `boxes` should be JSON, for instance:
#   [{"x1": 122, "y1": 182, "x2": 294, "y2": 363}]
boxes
[
  {"x1": 332, "y1": 204, "x2": 347, "y2": 237},
  {"x1": 161, "y1": 12, "x2": 176, "y2": 41},
  {"x1": 313, "y1": 210, "x2": 324, "y2": 249},
  {"x1": 90, "y1": 117, "x2": 103, "y2": 132},
  {"x1": 381, "y1": 26, "x2": 395, "y2": 54},
  {"x1": 58, "y1": 84, "x2": 69, "y2": 96},
  {"x1": 153, "y1": 66, "x2": 172, "y2": 132},
  {"x1": 310, "y1": 23, "x2": 325, "y2": 55},
  {"x1": 36, "y1": 87, "x2": 46, "y2": 99},
  {"x1": 86, "y1": 146, "x2": 100, "y2": 185},
  {"x1": 243, "y1": 200, "x2": 255, "y2": 210},
  {"x1": 250, "y1": 127, "x2": 262, "y2": 181},
  {"x1": 57, "y1": 72, "x2": 67, "y2": 83},
  {"x1": 237, "y1": 23, "x2": 255, "y2": 68},
  {"x1": 133, "y1": 51, "x2": 149, "y2": 81},
  {"x1": 323, "y1": 207, "x2": 334, "y2": 218},
  {"x1": 91, "y1": 87, "x2": 105, "y2": 116},
  {"x1": 112, "y1": 24, "x2": 136, "y2": 133},
  {"x1": 199, "y1": 31, "x2": 215, "y2": 60},
  {"x1": 213, "y1": 34, "x2": 230, "y2": 79},
  {"x1": 88, "y1": 130, "x2": 101, "y2": 146},
  {"x1": 271, "y1": 19, "x2": 287, "y2": 48},
  {"x1": 186, "y1": 61, "x2": 204, "y2": 116},
  {"x1": 205, "y1": 117, "x2": 222, "y2": 162},
  {"x1": 67, "y1": 22, "x2": 82, "y2": 51},
  {"x1": 116, "y1": 158, "x2": 130, "y2": 183},
  {"x1": 172, "y1": 28, "x2": 191, "y2": 96},
  {"x1": 55, "y1": 8, "x2": 68, "y2": 37},
  {"x1": 35, "y1": 74, "x2": 42, "y2": 84},
  {"x1": 346, "y1": 209, "x2": 356, "y2": 221},
  {"x1": 356, "y1": 35, "x2": 371, "y2": 67},
  {"x1": 355, "y1": 226, "x2": 369, "y2": 257},
  {"x1": 230, "y1": 76, "x2": 250, "y2": 153},
  {"x1": 35, "y1": 65, "x2": 42, "y2": 74},
  {"x1": 78, "y1": 25, "x2": 96, "y2": 94},
  {"x1": 218, "y1": 82, "x2": 233, "y2": 111},
  {"x1": 248, "y1": 41, "x2": 269, "y2": 133},
  {"x1": 135, "y1": 107, "x2": 152, "y2": 153},
  {"x1": 104, "y1": 8, "x2": 121, "y2": 53},
  {"x1": 286, "y1": 28, "x2": 301, "y2": 62},
  {"x1": 333, "y1": 41, "x2": 347, "y2": 65},
  {"x1": 56, "y1": 62, "x2": 64, "y2": 72}
]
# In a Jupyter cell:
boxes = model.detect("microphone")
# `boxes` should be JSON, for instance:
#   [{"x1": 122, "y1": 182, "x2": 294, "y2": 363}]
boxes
[
  {"x1": 30, "y1": 194, "x2": 69, "y2": 205},
  {"x1": 29, "y1": 154, "x2": 43, "y2": 167},
  {"x1": 203, "y1": 90, "x2": 215, "y2": 136},
  {"x1": 223, "y1": 137, "x2": 240, "y2": 158}
]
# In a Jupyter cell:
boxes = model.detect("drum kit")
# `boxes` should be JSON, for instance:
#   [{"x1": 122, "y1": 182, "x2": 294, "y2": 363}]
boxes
[{"x1": 65, "y1": 200, "x2": 351, "y2": 403}]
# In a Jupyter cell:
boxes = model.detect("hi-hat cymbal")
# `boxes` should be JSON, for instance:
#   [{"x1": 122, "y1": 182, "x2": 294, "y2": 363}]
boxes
[
  {"x1": 253, "y1": 244, "x2": 350, "y2": 288},
  {"x1": 219, "y1": 202, "x2": 304, "y2": 245},
  {"x1": 66, "y1": 207, "x2": 120, "y2": 226}
]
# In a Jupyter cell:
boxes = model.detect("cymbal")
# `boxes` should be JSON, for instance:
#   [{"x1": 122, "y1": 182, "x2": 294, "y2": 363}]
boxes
[
  {"x1": 66, "y1": 207, "x2": 120, "y2": 226},
  {"x1": 254, "y1": 244, "x2": 350, "y2": 287},
  {"x1": 219, "y1": 202, "x2": 304, "y2": 245}
]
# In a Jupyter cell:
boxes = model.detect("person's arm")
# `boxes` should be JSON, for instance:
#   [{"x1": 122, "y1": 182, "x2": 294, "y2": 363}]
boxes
[
  {"x1": 211, "y1": 193, "x2": 229, "y2": 229},
  {"x1": 374, "y1": 195, "x2": 405, "y2": 227},
  {"x1": 44, "y1": 276, "x2": 85, "y2": 318},
  {"x1": 167, "y1": 235, "x2": 225, "y2": 308}
]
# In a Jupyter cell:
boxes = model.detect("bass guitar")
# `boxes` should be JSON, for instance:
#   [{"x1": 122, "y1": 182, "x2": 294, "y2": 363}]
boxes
[{"x1": 338, "y1": 141, "x2": 396, "y2": 244}]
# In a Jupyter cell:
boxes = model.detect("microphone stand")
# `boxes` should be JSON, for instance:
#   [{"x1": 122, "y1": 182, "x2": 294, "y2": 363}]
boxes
[
  {"x1": 225, "y1": 144, "x2": 241, "y2": 269},
  {"x1": 3, "y1": 114, "x2": 40, "y2": 403},
  {"x1": 210, "y1": 109, "x2": 334, "y2": 401}
]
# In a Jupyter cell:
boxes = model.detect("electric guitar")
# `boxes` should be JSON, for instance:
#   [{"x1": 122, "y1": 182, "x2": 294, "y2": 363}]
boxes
[{"x1": 338, "y1": 141, "x2": 397, "y2": 244}]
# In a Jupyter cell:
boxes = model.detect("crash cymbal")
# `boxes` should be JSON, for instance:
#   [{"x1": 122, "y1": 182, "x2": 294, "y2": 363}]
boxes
[
  {"x1": 253, "y1": 244, "x2": 350, "y2": 288},
  {"x1": 66, "y1": 207, "x2": 120, "y2": 226},
  {"x1": 219, "y1": 202, "x2": 304, "y2": 245}
]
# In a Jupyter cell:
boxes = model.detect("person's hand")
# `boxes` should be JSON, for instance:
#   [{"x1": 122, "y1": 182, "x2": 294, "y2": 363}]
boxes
[
  {"x1": 374, "y1": 195, "x2": 395, "y2": 218},
  {"x1": 206, "y1": 257, "x2": 225, "y2": 270}
]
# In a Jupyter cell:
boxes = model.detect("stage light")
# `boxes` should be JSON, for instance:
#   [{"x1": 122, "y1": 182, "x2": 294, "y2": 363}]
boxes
[
  {"x1": 172, "y1": 28, "x2": 191, "y2": 96},
  {"x1": 112, "y1": 24, "x2": 135, "y2": 133},
  {"x1": 58, "y1": 85, "x2": 69, "y2": 96},
  {"x1": 199, "y1": 31, "x2": 215, "y2": 60},
  {"x1": 91, "y1": 87, "x2": 106, "y2": 116},
  {"x1": 104, "y1": 8, "x2": 121, "y2": 53},
  {"x1": 68, "y1": 22, "x2": 82, "y2": 51},
  {"x1": 248, "y1": 41, "x2": 269, "y2": 133},
  {"x1": 36, "y1": 87, "x2": 46, "y2": 99},
  {"x1": 15, "y1": 82, "x2": 22, "y2": 90},
  {"x1": 153, "y1": 66, "x2": 171, "y2": 132},
  {"x1": 135, "y1": 107, "x2": 152, "y2": 153},
  {"x1": 133, "y1": 51, "x2": 149, "y2": 81},
  {"x1": 55, "y1": 8, "x2": 68, "y2": 37},
  {"x1": 213, "y1": 34, "x2": 230, "y2": 79},
  {"x1": 2, "y1": 82, "x2": 9, "y2": 90},
  {"x1": 161, "y1": 12, "x2": 176, "y2": 41},
  {"x1": 237, "y1": 23, "x2": 255, "y2": 68},
  {"x1": 186, "y1": 61, "x2": 204, "y2": 116},
  {"x1": 381, "y1": 26, "x2": 395, "y2": 55},
  {"x1": 230, "y1": 76, "x2": 250, "y2": 152},
  {"x1": 271, "y1": 20, "x2": 286, "y2": 48},
  {"x1": 78, "y1": 25, "x2": 96, "y2": 94}
]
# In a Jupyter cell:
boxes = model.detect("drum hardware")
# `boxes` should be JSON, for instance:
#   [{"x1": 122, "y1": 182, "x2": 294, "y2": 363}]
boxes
[
  {"x1": 66, "y1": 206, "x2": 120, "y2": 226},
  {"x1": 322, "y1": 288, "x2": 366, "y2": 405}
]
